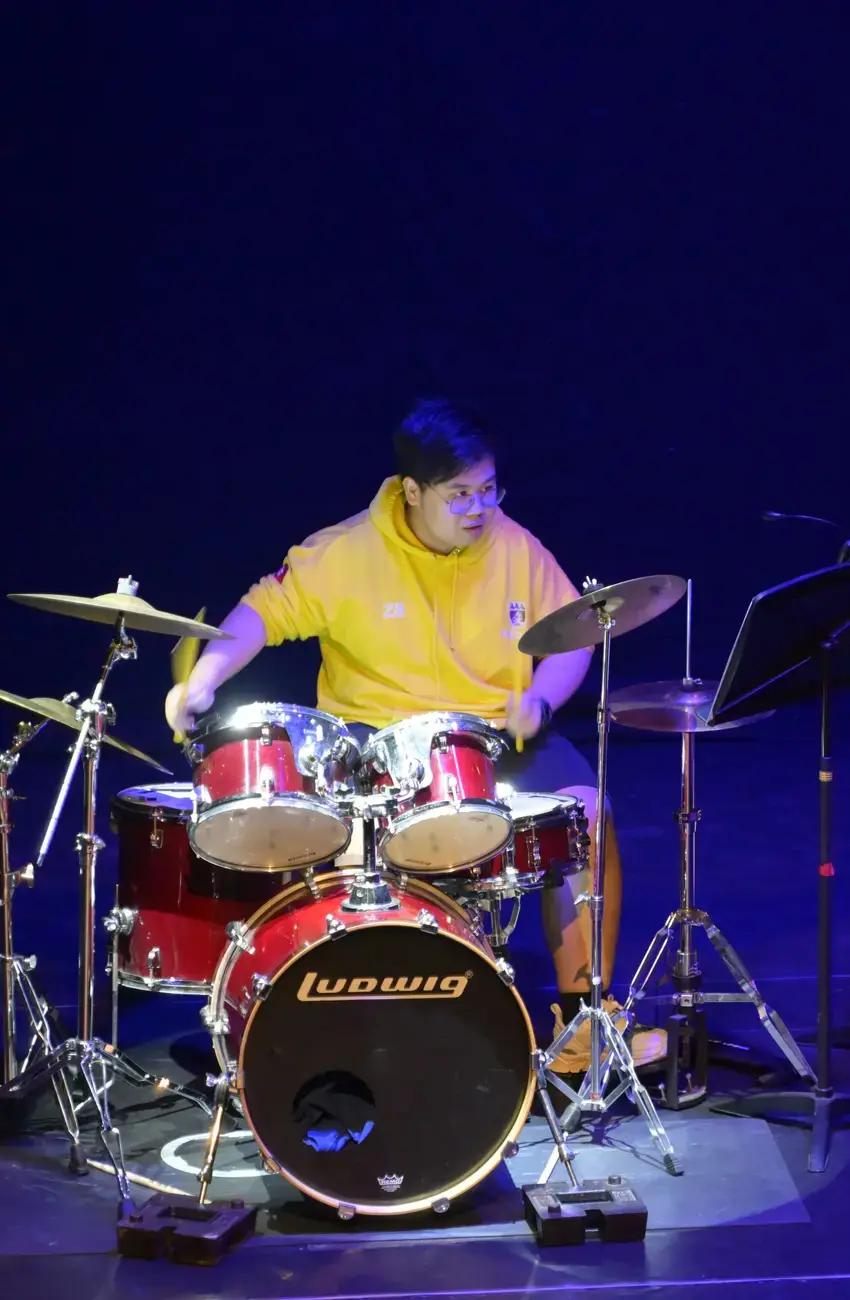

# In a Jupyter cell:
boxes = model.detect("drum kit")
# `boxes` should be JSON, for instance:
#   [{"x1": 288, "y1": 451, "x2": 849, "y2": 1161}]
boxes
[{"x1": 0, "y1": 571, "x2": 813, "y2": 1227}]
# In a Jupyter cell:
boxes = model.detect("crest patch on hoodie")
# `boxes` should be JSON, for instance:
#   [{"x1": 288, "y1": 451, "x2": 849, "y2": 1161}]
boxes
[{"x1": 508, "y1": 601, "x2": 527, "y2": 627}]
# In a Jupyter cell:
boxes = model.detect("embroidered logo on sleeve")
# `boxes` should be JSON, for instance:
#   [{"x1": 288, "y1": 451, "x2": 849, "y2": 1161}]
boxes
[
  {"x1": 508, "y1": 601, "x2": 527, "y2": 627},
  {"x1": 274, "y1": 563, "x2": 289, "y2": 584}
]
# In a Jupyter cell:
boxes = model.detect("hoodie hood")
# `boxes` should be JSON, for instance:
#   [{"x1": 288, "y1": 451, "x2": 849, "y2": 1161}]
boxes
[{"x1": 368, "y1": 476, "x2": 502, "y2": 562}]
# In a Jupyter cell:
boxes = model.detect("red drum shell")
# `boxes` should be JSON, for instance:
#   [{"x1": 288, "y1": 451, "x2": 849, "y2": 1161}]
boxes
[
  {"x1": 111, "y1": 785, "x2": 285, "y2": 993},
  {"x1": 187, "y1": 705, "x2": 356, "y2": 872}
]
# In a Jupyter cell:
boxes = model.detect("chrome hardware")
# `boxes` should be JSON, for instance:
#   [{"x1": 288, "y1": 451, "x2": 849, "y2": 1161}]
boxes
[
  {"x1": 200, "y1": 1004, "x2": 230, "y2": 1035},
  {"x1": 146, "y1": 947, "x2": 161, "y2": 979},
  {"x1": 251, "y1": 974, "x2": 271, "y2": 1002},
  {"x1": 502, "y1": 1140, "x2": 519, "y2": 1159},
  {"x1": 303, "y1": 866, "x2": 322, "y2": 901},
  {"x1": 259, "y1": 769, "x2": 276, "y2": 801},
  {"x1": 416, "y1": 909, "x2": 439, "y2": 934},
  {"x1": 193, "y1": 784, "x2": 211, "y2": 810},
  {"x1": 116, "y1": 575, "x2": 139, "y2": 597},
  {"x1": 337, "y1": 1203, "x2": 355, "y2": 1220},
  {"x1": 432, "y1": 1197, "x2": 450, "y2": 1214},
  {"x1": 326, "y1": 914, "x2": 347, "y2": 939},
  {"x1": 103, "y1": 907, "x2": 136, "y2": 937},
  {"x1": 185, "y1": 742, "x2": 204, "y2": 765},
  {"x1": 263, "y1": 1157, "x2": 280, "y2": 1175},
  {"x1": 446, "y1": 774, "x2": 461, "y2": 807},
  {"x1": 260, "y1": 723, "x2": 273, "y2": 746},
  {"x1": 340, "y1": 872, "x2": 400, "y2": 913},
  {"x1": 149, "y1": 810, "x2": 164, "y2": 849},
  {"x1": 436, "y1": 734, "x2": 449, "y2": 754},
  {"x1": 225, "y1": 921, "x2": 254, "y2": 953},
  {"x1": 496, "y1": 958, "x2": 515, "y2": 986}
]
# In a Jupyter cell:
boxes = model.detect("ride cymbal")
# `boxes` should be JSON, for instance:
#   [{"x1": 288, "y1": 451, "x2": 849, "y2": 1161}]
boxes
[
  {"x1": 519, "y1": 575, "x2": 687, "y2": 657},
  {"x1": 8, "y1": 590, "x2": 232, "y2": 640},
  {"x1": 0, "y1": 689, "x2": 172, "y2": 773},
  {"x1": 609, "y1": 679, "x2": 773, "y2": 734}
]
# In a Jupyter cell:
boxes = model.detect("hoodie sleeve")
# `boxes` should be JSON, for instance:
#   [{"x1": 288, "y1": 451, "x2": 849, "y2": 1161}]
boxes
[
  {"x1": 240, "y1": 545, "x2": 327, "y2": 646},
  {"x1": 531, "y1": 542, "x2": 582, "y2": 624}
]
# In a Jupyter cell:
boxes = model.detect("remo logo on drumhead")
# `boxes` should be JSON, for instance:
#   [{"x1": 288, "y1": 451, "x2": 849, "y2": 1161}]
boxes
[{"x1": 296, "y1": 971, "x2": 471, "y2": 1001}]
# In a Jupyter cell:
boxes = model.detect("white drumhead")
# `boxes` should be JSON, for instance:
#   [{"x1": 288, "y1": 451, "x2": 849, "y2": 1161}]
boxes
[
  {"x1": 506, "y1": 791, "x2": 571, "y2": 821},
  {"x1": 116, "y1": 782, "x2": 194, "y2": 812}
]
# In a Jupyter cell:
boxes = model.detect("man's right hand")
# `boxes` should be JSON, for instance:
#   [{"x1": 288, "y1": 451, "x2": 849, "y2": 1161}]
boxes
[{"x1": 165, "y1": 678, "x2": 216, "y2": 737}]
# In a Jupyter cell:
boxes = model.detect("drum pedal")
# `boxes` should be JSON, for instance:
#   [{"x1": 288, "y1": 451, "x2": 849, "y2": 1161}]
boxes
[
  {"x1": 522, "y1": 1177, "x2": 648, "y2": 1247},
  {"x1": 117, "y1": 1192, "x2": 257, "y2": 1266}
]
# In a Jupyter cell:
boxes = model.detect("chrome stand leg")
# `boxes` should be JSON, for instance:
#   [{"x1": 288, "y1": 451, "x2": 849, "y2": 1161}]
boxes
[
  {"x1": 535, "y1": 593, "x2": 681, "y2": 1180},
  {"x1": 198, "y1": 1074, "x2": 231, "y2": 1206}
]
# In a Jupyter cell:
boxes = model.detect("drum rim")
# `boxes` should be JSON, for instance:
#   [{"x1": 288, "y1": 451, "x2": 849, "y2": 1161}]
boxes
[
  {"x1": 361, "y1": 711, "x2": 506, "y2": 754},
  {"x1": 188, "y1": 792, "x2": 352, "y2": 872},
  {"x1": 383, "y1": 798, "x2": 514, "y2": 873},
  {"x1": 112, "y1": 782, "x2": 194, "y2": 820},
  {"x1": 507, "y1": 791, "x2": 582, "y2": 828},
  {"x1": 189, "y1": 702, "x2": 354, "y2": 744},
  {"x1": 210, "y1": 880, "x2": 536, "y2": 1216}
]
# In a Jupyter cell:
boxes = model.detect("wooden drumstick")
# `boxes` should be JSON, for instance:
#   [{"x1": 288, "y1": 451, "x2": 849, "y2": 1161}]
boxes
[
  {"x1": 513, "y1": 651, "x2": 524, "y2": 754},
  {"x1": 170, "y1": 608, "x2": 206, "y2": 744}
]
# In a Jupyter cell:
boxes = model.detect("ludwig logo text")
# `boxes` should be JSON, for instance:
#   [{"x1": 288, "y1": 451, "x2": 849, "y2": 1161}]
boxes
[{"x1": 296, "y1": 971, "x2": 470, "y2": 1001}]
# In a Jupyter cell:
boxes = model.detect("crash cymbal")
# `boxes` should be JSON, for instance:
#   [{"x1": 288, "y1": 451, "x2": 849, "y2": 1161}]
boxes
[
  {"x1": 8, "y1": 590, "x2": 232, "y2": 640},
  {"x1": 0, "y1": 689, "x2": 172, "y2": 773},
  {"x1": 518, "y1": 575, "x2": 687, "y2": 657},
  {"x1": 609, "y1": 678, "x2": 773, "y2": 734}
]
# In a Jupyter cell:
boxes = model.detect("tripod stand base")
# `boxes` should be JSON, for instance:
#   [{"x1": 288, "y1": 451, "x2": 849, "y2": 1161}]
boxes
[
  {"x1": 522, "y1": 1178, "x2": 648, "y2": 1247},
  {"x1": 712, "y1": 1086, "x2": 850, "y2": 1173}
]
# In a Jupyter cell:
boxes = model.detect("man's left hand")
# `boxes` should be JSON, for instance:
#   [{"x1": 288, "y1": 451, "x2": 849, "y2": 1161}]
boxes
[{"x1": 506, "y1": 690, "x2": 545, "y2": 741}]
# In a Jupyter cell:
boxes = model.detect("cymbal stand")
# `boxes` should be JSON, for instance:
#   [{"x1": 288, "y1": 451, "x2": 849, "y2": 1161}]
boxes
[
  {"x1": 536, "y1": 582, "x2": 682, "y2": 1180},
  {"x1": 607, "y1": 582, "x2": 813, "y2": 1109},
  {"x1": 0, "y1": 580, "x2": 214, "y2": 1206}
]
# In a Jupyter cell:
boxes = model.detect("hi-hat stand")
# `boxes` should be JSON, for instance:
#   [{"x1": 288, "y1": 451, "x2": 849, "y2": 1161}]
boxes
[
  {"x1": 0, "y1": 583, "x2": 212, "y2": 1205},
  {"x1": 525, "y1": 578, "x2": 683, "y2": 1180},
  {"x1": 708, "y1": 561, "x2": 850, "y2": 1171}
]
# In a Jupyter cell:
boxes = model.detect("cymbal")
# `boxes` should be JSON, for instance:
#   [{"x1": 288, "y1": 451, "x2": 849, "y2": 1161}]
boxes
[
  {"x1": 609, "y1": 679, "x2": 773, "y2": 734},
  {"x1": 518, "y1": 575, "x2": 687, "y2": 657},
  {"x1": 8, "y1": 591, "x2": 232, "y2": 640},
  {"x1": 0, "y1": 690, "x2": 172, "y2": 773}
]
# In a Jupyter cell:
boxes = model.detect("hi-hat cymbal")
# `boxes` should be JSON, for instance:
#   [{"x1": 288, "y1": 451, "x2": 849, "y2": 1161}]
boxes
[
  {"x1": 8, "y1": 590, "x2": 232, "y2": 640},
  {"x1": 0, "y1": 689, "x2": 172, "y2": 773},
  {"x1": 518, "y1": 575, "x2": 687, "y2": 657},
  {"x1": 609, "y1": 679, "x2": 773, "y2": 734}
]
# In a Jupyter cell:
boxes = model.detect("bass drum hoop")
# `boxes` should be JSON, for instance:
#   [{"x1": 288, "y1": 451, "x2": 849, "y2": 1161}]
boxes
[{"x1": 208, "y1": 872, "x2": 536, "y2": 1216}]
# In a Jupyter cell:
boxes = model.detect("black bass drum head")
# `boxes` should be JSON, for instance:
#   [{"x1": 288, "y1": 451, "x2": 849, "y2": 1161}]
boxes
[{"x1": 237, "y1": 920, "x2": 535, "y2": 1214}]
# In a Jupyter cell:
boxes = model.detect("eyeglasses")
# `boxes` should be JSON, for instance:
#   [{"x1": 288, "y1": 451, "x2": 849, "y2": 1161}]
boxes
[{"x1": 428, "y1": 485, "x2": 506, "y2": 515}]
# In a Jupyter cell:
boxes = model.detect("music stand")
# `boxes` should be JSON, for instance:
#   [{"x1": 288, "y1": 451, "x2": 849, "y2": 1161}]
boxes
[{"x1": 707, "y1": 562, "x2": 850, "y2": 1172}]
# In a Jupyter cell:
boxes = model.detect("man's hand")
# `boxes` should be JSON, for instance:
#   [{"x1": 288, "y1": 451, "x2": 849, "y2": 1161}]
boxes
[
  {"x1": 506, "y1": 690, "x2": 545, "y2": 742},
  {"x1": 165, "y1": 677, "x2": 216, "y2": 737}
]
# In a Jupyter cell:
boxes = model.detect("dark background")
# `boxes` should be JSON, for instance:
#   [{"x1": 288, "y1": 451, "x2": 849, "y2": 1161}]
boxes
[{"x1": 2, "y1": 5, "x2": 849, "y2": 1010}]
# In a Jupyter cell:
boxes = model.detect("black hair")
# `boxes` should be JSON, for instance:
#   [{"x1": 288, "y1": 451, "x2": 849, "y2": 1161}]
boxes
[{"x1": 393, "y1": 398, "x2": 496, "y2": 486}]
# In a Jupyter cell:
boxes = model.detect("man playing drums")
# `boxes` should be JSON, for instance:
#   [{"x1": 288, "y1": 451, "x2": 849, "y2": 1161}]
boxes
[{"x1": 166, "y1": 399, "x2": 666, "y2": 1080}]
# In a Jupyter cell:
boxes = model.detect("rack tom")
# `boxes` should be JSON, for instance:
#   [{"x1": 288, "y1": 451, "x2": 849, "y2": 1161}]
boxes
[
  {"x1": 186, "y1": 703, "x2": 359, "y2": 872},
  {"x1": 359, "y1": 713, "x2": 511, "y2": 873}
]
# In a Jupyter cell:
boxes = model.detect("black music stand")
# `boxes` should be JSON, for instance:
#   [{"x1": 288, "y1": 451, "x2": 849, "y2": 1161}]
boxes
[{"x1": 707, "y1": 563, "x2": 850, "y2": 1172}]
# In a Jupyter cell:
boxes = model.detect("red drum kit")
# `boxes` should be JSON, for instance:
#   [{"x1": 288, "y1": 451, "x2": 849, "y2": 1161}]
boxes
[{"x1": 0, "y1": 572, "x2": 812, "y2": 1228}]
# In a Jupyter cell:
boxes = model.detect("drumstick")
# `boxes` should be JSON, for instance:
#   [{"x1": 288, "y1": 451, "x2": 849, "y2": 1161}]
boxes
[
  {"x1": 513, "y1": 651, "x2": 524, "y2": 754},
  {"x1": 170, "y1": 607, "x2": 206, "y2": 744}
]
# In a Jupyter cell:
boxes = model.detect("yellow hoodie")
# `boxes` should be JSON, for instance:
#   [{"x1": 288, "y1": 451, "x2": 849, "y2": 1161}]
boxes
[{"x1": 240, "y1": 477, "x2": 580, "y2": 729}]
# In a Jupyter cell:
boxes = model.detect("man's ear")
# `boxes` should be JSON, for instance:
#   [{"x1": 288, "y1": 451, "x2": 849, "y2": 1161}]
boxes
[{"x1": 402, "y1": 476, "x2": 422, "y2": 507}]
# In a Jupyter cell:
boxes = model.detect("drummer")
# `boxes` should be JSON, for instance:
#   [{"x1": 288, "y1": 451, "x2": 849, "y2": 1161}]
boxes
[{"x1": 166, "y1": 399, "x2": 665, "y2": 1081}]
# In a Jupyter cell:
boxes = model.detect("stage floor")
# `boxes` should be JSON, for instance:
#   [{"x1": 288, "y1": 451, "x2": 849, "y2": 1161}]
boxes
[{"x1": 1, "y1": 696, "x2": 849, "y2": 1296}]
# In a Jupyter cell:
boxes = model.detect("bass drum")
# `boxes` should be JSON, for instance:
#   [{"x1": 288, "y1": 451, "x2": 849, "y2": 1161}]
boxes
[{"x1": 208, "y1": 872, "x2": 535, "y2": 1216}]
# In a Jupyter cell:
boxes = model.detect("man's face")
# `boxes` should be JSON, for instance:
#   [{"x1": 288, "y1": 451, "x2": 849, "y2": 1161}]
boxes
[{"x1": 402, "y1": 458, "x2": 500, "y2": 555}]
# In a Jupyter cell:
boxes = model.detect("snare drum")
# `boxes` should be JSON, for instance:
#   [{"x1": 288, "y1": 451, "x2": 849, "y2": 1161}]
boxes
[
  {"x1": 207, "y1": 870, "x2": 535, "y2": 1216},
  {"x1": 359, "y1": 713, "x2": 512, "y2": 873},
  {"x1": 109, "y1": 784, "x2": 284, "y2": 993},
  {"x1": 186, "y1": 703, "x2": 359, "y2": 872}
]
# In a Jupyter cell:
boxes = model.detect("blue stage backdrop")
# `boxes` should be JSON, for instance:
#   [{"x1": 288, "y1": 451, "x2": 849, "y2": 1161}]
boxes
[{"x1": 3, "y1": 5, "x2": 849, "y2": 763}]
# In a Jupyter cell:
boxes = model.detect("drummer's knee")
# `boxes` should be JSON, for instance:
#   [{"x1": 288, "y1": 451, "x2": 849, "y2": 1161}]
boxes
[{"x1": 556, "y1": 784, "x2": 612, "y2": 832}]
